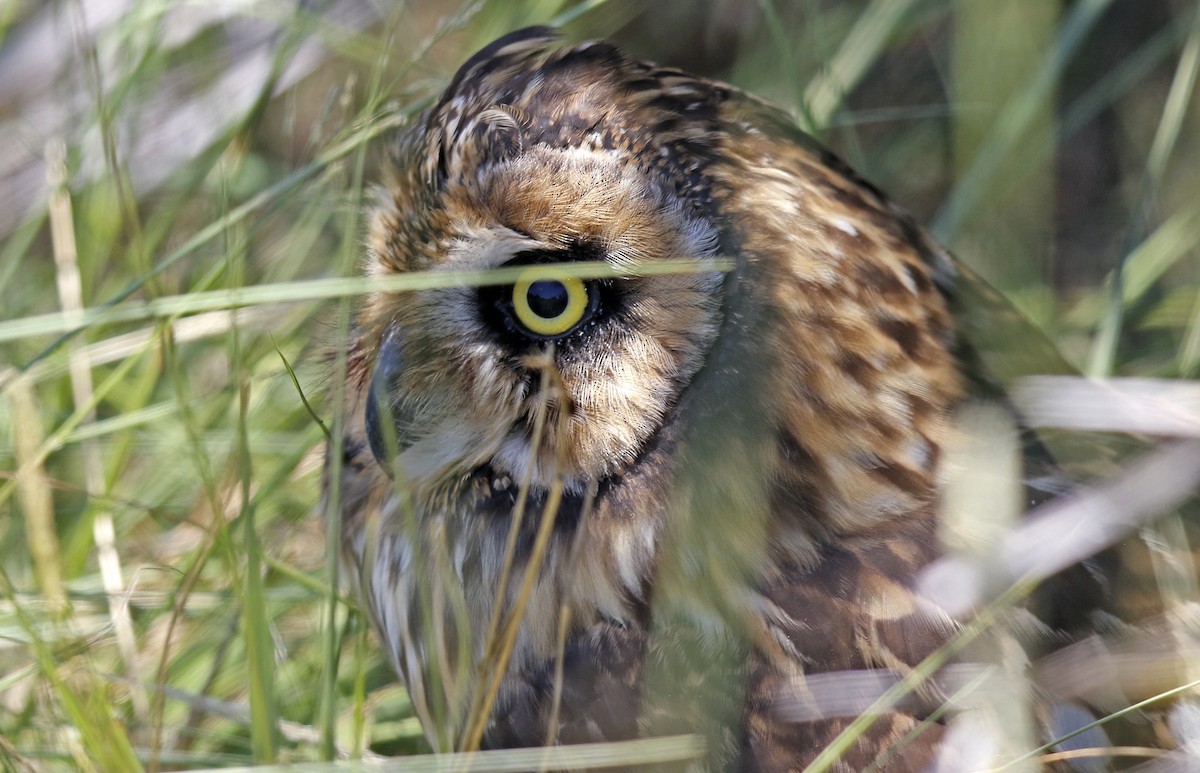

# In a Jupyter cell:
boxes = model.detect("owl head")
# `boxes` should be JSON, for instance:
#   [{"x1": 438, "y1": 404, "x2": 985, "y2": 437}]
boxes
[
  {"x1": 359, "y1": 28, "x2": 741, "y2": 499},
  {"x1": 357, "y1": 26, "x2": 963, "y2": 541}
]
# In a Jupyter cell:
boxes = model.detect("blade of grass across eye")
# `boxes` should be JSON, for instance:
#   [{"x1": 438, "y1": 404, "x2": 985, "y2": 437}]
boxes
[
  {"x1": 0, "y1": 258, "x2": 733, "y2": 347},
  {"x1": 15, "y1": 104, "x2": 412, "y2": 369}
]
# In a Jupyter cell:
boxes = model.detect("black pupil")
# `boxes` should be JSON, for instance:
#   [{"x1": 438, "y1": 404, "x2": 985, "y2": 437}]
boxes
[{"x1": 526, "y1": 280, "x2": 569, "y2": 319}]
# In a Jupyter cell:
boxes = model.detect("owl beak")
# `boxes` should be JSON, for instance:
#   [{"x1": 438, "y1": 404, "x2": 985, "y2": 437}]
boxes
[{"x1": 364, "y1": 326, "x2": 412, "y2": 471}]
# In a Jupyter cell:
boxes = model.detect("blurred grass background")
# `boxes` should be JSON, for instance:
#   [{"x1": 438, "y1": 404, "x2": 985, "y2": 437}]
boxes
[{"x1": 1, "y1": 0, "x2": 1199, "y2": 769}]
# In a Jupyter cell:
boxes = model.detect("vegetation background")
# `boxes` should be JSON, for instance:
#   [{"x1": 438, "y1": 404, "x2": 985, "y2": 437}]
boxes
[{"x1": 1, "y1": 0, "x2": 1199, "y2": 769}]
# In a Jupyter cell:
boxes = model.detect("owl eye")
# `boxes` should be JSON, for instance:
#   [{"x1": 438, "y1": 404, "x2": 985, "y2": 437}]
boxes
[{"x1": 510, "y1": 269, "x2": 593, "y2": 338}]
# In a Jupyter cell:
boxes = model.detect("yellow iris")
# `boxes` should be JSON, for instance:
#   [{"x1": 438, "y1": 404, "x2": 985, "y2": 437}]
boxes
[{"x1": 511, "y1": 269, "x2": 590, "y2": 337}]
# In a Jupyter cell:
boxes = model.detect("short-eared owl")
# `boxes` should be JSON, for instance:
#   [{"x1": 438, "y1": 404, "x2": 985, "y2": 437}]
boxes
[{"x1": 326, "y1": 27, "x2": 1099, "y2": 771}]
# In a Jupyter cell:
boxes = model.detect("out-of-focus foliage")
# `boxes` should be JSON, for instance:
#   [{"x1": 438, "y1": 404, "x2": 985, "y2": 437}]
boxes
[{"x1": 1, "y1": 0, "x2": 1198, "y2": 769}]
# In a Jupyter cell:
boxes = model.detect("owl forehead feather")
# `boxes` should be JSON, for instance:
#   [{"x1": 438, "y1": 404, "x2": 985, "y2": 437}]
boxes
[
  {"x1": 374, "y1": 28, "x2": 734, "y2": 273},
  {"x1": 416, "y1": 26, "x2": 730, "y2": 215}
]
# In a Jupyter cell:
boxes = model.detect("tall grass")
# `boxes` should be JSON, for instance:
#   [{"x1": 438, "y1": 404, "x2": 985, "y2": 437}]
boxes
[{"x1": 1, "y1": 0, "x2": 1198, "y2": 769}]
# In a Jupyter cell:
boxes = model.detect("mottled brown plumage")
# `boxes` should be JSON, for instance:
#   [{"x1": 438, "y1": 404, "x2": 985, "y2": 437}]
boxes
[{"x1": 325, "y1": 27, "x2": 1083, "y2": 770}]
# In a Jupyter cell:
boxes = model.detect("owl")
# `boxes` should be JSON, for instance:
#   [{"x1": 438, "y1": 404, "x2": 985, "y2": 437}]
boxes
[{"x1": 326, "y1": 27, "x2": 1103, "y2": 771}]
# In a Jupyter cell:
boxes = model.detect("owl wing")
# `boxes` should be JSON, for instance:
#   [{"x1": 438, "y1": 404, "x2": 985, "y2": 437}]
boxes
[{"x1": 687, "y1": 88, "x2": 1115, "y2": 770}]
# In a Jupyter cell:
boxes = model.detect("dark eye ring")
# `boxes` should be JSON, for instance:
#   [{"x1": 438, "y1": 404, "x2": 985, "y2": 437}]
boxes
[{"x1": 510, "y1": 268, "x2": 592, "y2": 338}]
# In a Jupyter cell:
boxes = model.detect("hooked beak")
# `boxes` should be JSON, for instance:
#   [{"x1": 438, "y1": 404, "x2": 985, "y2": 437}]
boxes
[{"x1": 364, "y1": 326, "x2": 412, "y2": 472}]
